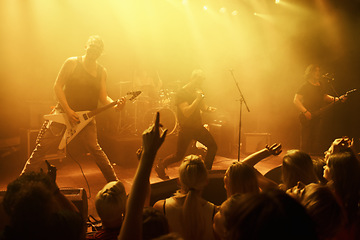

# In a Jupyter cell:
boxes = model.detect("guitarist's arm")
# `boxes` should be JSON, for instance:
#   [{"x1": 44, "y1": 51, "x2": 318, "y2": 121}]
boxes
[
  {"x1": 54, "y1": 58, "x2": 80, "y2": 125},
  {"x1": 294, "y1": 93, "x2": 312, "y2": 120},
  {"x1": 99, "y1": 68, "x2": 126, "y2": 111}
]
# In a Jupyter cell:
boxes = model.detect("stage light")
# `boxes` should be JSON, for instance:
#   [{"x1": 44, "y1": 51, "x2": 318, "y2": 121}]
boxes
[
  {"x1": 203, "y1": 5, "x2": 208, "y2": 10},
  {"x1": 219, "y1": 7, "x2": 226, "y2": 13},
  {"x1": 275, "y1": 0, "x2": 280, "y2": 4},
  {"x1": 232, "y1": 10, "x2": 238, "y2": 16}
]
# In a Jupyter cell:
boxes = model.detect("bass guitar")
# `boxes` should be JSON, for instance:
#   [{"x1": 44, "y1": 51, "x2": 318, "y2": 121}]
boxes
[
  {"x1": 299, "y1": 88, "x2": 356, "y2": 127},
  {"x1": 44, "y1": 91, "x2": 141, "y2": 149}
]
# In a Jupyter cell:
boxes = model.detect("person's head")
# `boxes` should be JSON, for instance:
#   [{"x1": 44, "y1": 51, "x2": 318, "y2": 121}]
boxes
[
  {"x1": 312, "y1": 158, "x2": 327, "y2": 185},
  {"x1": 324, "y1": 151, "x2": 360, "y2": 223},
  {"x1": 142, "y1": 207, "x2": 169, "y2": 240},
  {"x1": 213, "y1": 189, "x2": 317, "y2": 240},
  {"x1": 300, "y1": 184, "x2": 344, "y2": 240},
  {"x1": 189, "y1": 69, "x2": 205, "y2": 88},
  {"x1": 3, "y1": 172, "x2": 84, "y2": 240},
  {"x1": 282, "y1": 150, "x2": 319, "y2": 190},
  {"x1": 304, "y1": 64, "x2": 320, "y2": 81},
  {"x1": 175, "y1": 155, "x2": 209, "y2": 240},
  {"x1": 85, "y1": 35, "x2": 104, "y2": 60},
  {"x1": 178, "y1": 155, "x2": 208, "y2": 193},
  {"x1": 224, "y1": 161, "x2": 259, "y2": 198},
  {"x1": 95, "y1": 180, "x2": 127, "y2": 229}
]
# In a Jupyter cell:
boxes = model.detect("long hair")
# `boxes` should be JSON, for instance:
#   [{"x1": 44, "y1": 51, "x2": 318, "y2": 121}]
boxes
[
  {"x1": 175, "y1": 155, "x2": 208, "y2": 240},
  {"x1": 304, "y1": 64, "x2": 319, "y2": 81},
  {"x1": 301, "y1": 184, "x2": 344, "y2": 239},
  {"x1": 327, "y1": 151, "x2": 360, "y2": 223},
  {"x1": 225, "y1": 161, "x2": 259, "y2": 197},
  {"x1": 221, "y1": 190, "x2": 317, "y2": 240},
  {"x1": 282, "y1": 150, "x2": 319, "y2": 190}
]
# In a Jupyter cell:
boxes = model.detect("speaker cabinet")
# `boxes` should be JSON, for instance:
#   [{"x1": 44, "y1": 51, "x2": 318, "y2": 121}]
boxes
[
  {"x1": 243, "y1": 133, "x2": 271, "y2": 154},
  {"x1": 60, "y1": 188, "x2": 88, "y2": 221}
]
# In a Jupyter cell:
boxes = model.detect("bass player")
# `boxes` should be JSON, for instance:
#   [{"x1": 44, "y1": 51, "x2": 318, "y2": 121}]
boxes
[{"x1": 293, "y1": 64, "x2": 347, "y2": 155}]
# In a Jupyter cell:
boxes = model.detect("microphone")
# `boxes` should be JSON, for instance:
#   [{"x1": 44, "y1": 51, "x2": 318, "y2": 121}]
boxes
[
  {"x1": 228, "y1": 68, "x2": 234, "y2": 72},
  {"x1": 322, "y1": 73, "x2": 335, "y2": 81}
]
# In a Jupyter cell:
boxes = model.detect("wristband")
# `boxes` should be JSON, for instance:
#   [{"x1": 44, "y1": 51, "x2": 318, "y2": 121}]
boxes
[{"x1": 303, "y1": 110, "x2": 308, "y2": 114}]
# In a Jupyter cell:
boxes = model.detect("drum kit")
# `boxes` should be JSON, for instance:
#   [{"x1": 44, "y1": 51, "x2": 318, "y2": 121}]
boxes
[
  {"x1": 115, "y1": 83, "x2": 178, "y2": 136},
  {"x1": 139, "y1": 88, "x2": 178, "y2": 135}
]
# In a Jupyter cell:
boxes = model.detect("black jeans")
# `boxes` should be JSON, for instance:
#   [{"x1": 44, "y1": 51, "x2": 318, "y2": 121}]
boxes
[
  {"x1": 161, "y1": 125, "x2": 217, "y2": 170},
  {"x1": 300, "y1": 118, "x2": 323, "y2": 155}
]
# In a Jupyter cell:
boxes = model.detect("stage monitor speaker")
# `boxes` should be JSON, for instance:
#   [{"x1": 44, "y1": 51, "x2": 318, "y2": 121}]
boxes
[
  {"x1": 60, "y1": 188, "x2": 88, "y2": 221},
  {"x1": 243, "y1": 133, "x2": 271, "y2": 154},
  {"x1": 150, "y1": 170, "x2": 227, "y2": 206}
]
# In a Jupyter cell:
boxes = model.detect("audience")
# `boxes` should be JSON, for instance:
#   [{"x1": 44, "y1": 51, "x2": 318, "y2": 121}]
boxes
[
  {"x1": 223, "y1": 161, "x2": 260, "y2": 198},
  {"x1": 280, "y1": 149, "x2": 319, "y2": 190},
  {"x1": 118, "y1": 112, "x2": 167, "y2": 240},
  {"x1": 1, "y1": 171, "x2": 84, "y2": 240},
  {"x1": 153, "y1": 155, "x2": 217, "y2": 240},
  {"x1": 88, "y1": 181, "x2": 127, "y2": 240},
  {"x1": 142, "y1": 207, "x2": 169, "y2": 240},
  {"x1": 287, "y1": 183, "x2": 345, "y2": 240},
  {"x1": 3, "y1": 109, "x2": 360, "y2": 240},
  {"x1": 213, "y1": 189, "x2": 318, "y2": 240},
  {"x1": 324, "y1": 151, "x2": 360, "y2": 239}
]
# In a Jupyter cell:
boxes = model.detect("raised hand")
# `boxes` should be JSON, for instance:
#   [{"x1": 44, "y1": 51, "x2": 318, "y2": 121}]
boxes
[
  {"x1": 142, "y1": 112, "x2": 167, "y2": 155},
  {"x1": 265, "y1": 143, "x2": 282, "y2": 156}
]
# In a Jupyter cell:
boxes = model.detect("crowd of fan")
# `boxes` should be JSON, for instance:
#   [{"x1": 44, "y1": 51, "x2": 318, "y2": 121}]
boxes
[{"x1": 1, "y1": 113, "x2": 360, "y2": 240}]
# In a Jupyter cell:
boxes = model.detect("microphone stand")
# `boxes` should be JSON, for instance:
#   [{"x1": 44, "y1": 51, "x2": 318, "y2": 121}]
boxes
[{"x1": 229, "y1": 70, "x2": 250, "y2": 161}]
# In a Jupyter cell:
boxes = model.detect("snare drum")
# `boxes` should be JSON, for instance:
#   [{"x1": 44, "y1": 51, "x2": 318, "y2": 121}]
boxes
[{"x1": 143, "y1": 108, "x2": 178, "y2": 135}]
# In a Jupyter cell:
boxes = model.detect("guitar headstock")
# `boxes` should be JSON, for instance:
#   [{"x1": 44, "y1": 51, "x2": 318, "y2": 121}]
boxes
[{"x1": 127, "y1": 91, "x2": 142, "y2": 101}]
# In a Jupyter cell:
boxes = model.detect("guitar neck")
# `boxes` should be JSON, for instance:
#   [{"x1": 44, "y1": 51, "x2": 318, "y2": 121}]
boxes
[{"x1": 87, "y1": 101, "x2": 118, "y2": 118}]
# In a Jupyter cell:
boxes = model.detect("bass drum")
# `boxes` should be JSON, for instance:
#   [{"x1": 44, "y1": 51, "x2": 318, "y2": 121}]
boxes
[{"x1": 143, "y1": 108, "x2": 178, "y2": 135}]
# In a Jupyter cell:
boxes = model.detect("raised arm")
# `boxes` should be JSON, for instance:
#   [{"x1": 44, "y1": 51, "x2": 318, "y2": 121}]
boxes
[
  {"x1": 118, "y1": 112, "x2": 167, "y2": 240},
  {"x1": 242, "y1": 144, "x2": 282, "y2": 190},
  {"x1": 54, "y1": 58, "x2": 79, "y2": 124},
  {"x1": 242, "y1": 143, "x2": 282, "y2": 167}
]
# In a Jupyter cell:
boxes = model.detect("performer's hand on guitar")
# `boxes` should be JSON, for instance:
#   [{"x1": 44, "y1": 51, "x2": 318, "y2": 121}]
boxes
[
  {"x1": 304, "y1": 110, "x2": 312, "y2": 120},
  {"x1": 115, "y1": 97, "x2": 126, "y2": 111},
  {"x1": 65, "y1": 108, "x2": 80, "y2": 126},
  {"x1": 207, "y1": 106, "x2": 217, "y2": 112}
]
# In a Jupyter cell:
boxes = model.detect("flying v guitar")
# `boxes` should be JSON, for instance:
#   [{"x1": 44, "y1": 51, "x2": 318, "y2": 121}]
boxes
[{"x1": 44, "y1": 91, "x2": 141, "y2": 149}]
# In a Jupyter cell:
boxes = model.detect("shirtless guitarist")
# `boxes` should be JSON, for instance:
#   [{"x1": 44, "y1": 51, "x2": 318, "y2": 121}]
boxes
[{"x1": 21, "y1": 35, "x2": 126, "y2": 182}]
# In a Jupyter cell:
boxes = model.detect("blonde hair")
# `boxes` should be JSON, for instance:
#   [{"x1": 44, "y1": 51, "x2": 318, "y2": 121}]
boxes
[
  {"x1": 95, "y1": 181, "x2": 127, "y2": 228},
  {"x1": 176, "y1": 155, "x2": 208, "y2": 240}
]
